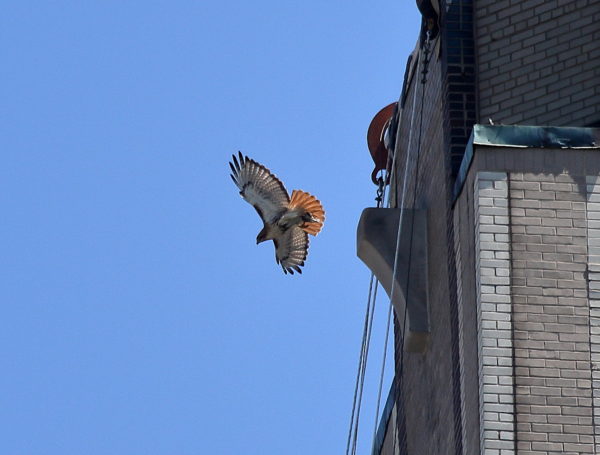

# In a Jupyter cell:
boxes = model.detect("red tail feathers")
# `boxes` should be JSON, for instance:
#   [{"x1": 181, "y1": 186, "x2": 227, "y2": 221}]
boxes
[{"x1": 289, "y1": 190, "x2": 325, "y2": 236}]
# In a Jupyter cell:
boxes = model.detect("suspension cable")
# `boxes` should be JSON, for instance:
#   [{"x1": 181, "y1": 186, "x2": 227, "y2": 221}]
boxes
[
  {"x1": 348, "y1": 133, "x2": 397, "y2": 455},
  {"x1": 370, "y1": 30, "x2": 432, "y2": 455},
  {"x1": 349, "y1": 276, "x2": 380, "y2": 455},
  {"x1": 346, "y1": 180, "x2": 385, "y2": 455},
  {"x1": 368, "y1": 59, "x2": 420, "y2": 454},
  {"x1": 396, "y1": 30, "x2": 431, "y2": 383},
  {"x1": 347, "y1": 30, "x2": 432, "y2": 455}
]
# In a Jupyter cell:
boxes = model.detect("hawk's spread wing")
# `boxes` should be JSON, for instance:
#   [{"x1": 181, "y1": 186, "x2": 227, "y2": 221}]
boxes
[
  {"x1": 229, "y1": 152, "x2": 290, "y2": 222},
  {"x1": 274, "y1": 225, "x2": 309, "y2": 275}
]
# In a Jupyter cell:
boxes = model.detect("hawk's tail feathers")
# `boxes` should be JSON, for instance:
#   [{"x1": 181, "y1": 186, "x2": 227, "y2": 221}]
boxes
[{"x1": 289, "y1": 190, "x2": 325, "y2": 236}]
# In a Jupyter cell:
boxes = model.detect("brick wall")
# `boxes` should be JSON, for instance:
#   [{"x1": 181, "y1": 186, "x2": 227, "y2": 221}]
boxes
[
  {"x1": 453, "y1": 200, "x2": 469, "y2": 452},
  {"x1": 453, "y1": 145, "x2": 600, "y2": 455},
  {"x1": 474, "y1": 172, "x2": 516, "y2": 454},
  {"x1": 510, "y1": 172, "x2": 593, "y2": 453},
  {"x1": 475, "y1": 0, "x2": 600, "y2": 127},
  {"x1": 454, "y1": 168, "x2": 482, "y2": 454},
  {"x1": 586, "y1": 176, "x2": 600, "y2": 452},
  {"x1": 441, "y1": 0, "x2": 477, "y2": 178}
]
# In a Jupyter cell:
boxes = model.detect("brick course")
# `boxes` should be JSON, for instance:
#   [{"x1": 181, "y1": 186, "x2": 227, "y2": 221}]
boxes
[
  {"x1": 450, "y1": 148, "x2": 600, "y2": 455},
  {"x1": 510, "y1": 172, "x2": 594, "y2": 454},
  {"x1": 475, "y1": 172, "x2": 516, "y2": 454},
  {"x1": 586, "y1": 176, "x2": 600, "y2": 452},
  {"x1": 475, "y1": 0, "x2": 600, "y2": 127}
]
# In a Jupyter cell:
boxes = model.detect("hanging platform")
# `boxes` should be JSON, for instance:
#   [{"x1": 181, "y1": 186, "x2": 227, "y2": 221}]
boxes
[{"x1": 356, "y1": 208, "x2": 430, "y2": 353}]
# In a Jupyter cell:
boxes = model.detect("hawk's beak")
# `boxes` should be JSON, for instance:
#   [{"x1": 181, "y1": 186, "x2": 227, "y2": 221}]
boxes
[{"x1": 256, "y1": 227, "x2": 268, "y2": 244}]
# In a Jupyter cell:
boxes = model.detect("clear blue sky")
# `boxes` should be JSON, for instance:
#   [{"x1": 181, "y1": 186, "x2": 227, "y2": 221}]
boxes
[{"x1": 1, "y1": 2, "x2": 420, "y2": 454}]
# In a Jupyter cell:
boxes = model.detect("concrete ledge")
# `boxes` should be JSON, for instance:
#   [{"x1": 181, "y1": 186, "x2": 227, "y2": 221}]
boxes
[
  {"x1": 357, "y1": 208, "x2": 430, "y2": 353},
  {"x1": 453, "y1": 124, "x2": 600, "y2": 204}
]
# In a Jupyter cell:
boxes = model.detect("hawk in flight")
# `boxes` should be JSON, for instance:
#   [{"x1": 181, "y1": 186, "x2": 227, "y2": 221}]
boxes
[{"x1": 229, "y1": 152, "x2": 325, "y2": 274}]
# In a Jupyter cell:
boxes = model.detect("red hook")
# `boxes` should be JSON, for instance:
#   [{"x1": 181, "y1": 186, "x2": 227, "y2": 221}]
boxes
[{"x1": 367, "y1": 102, "x2": 397, "y2": 185}]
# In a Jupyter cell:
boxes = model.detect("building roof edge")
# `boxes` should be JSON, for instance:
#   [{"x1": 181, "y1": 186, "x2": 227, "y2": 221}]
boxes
[{"x1": 451, "y1": 124, "x2": 600, "y2": 204}]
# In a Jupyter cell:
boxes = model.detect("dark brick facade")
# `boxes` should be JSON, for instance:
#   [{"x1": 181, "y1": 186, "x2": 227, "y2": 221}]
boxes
[
  {"x1": 441, "y1": 0, "x2": 477, "y2": 179},
  {"x1": 440, "y1": 2, "x2": 477, "y2": 454},
  {"x1": 388, "y1": 27, "x2": 460, "y2": 453}
]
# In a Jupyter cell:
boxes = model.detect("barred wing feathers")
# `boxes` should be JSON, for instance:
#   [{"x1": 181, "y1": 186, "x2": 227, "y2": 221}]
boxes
[
  {"x1": 275, "y1": 225, "x2": 309, "y2": 275},
  {"x1": 229, "y1": 152, "x2": 290, "y2": 222}
]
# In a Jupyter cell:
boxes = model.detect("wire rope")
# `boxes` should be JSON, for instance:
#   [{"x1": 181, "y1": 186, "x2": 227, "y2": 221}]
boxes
[
  {"x1": 346, "y1": 183, "x2": 385, "y2": 455},
  {"x1": 370, "y1": 30, "x2": 432, "y2": 455},
  {"x1": 368, "y1": 53, "x2": 421, "y2": 454},
  {"x1": 347, "y1": 30, "x2": 432, "y2": 455},
  {"x1": 397, "y1": 30, "x2": 432, "y2": 380}
]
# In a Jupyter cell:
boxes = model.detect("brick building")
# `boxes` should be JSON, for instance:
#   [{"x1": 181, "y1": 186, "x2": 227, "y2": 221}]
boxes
[{"x1": 359, "y1": 1, "x2": 600, "y2": 454}]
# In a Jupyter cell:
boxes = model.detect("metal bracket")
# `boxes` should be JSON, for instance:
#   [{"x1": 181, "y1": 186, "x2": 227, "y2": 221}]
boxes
[{"x1": 356, "y1": 208, "x2": 430, "y2": 353}]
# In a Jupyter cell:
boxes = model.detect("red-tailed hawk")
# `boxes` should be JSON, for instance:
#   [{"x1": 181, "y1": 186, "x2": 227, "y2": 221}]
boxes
[{"x1": 229, "y1": 152, "x2": 325, "y2": 275}]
